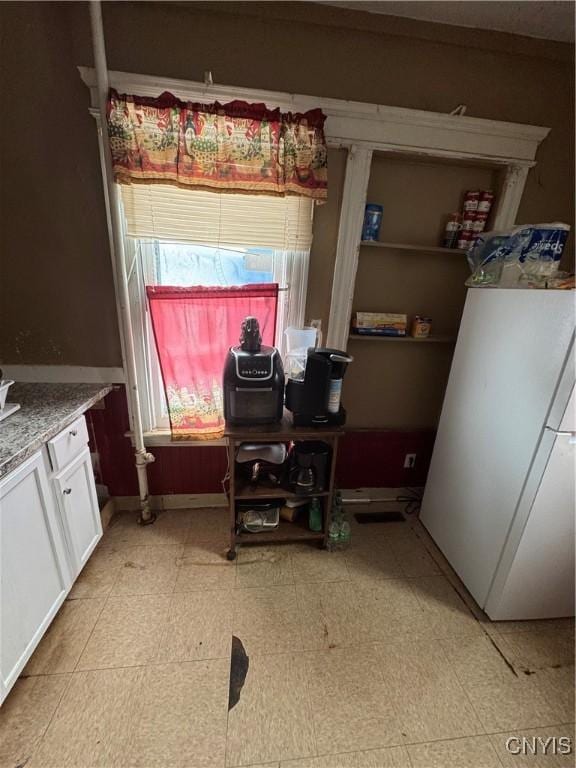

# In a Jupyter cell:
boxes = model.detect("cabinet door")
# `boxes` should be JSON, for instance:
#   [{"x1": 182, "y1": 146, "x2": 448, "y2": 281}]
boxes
[
  {"x1": 54, "y1": 448, "x2": 102, "y2": 579},
  {"x1": 1, "y1": 452, "x2": 71, "y2": 703}
]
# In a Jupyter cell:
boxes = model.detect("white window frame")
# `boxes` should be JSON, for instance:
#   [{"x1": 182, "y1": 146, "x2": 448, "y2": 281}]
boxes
[{"x1": 124, "y1": 233, "x2": 311, "y2": 437}]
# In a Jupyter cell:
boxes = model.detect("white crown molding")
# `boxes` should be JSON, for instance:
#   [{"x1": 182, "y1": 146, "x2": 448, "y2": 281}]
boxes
[
  {"x1": 1, "y1": 365, "x2": 125, "y2": 384},
  {"x1": 78, "y1": 67, "x2": 549, "y2": 164}
]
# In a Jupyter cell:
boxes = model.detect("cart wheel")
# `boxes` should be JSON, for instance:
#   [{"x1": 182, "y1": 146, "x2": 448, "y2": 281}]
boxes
[{"x1": 226, "y1": 549, "x2": 237, "y2": 561}]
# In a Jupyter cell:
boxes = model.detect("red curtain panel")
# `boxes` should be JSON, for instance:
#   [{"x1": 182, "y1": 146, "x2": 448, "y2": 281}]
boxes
[{"x1": 147, "y1": 284, "x2": 278, "y2": 440}]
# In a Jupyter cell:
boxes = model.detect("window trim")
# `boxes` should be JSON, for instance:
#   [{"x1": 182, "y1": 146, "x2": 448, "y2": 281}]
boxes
[{"x1": 125, "y1": 234, "x2": 311, "y2": 438}]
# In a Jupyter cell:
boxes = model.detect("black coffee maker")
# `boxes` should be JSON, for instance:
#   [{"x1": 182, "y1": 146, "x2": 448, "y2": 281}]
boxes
[
  {"x1": 288, "y1": 441, "x2": 330, "y2": 495},
  {"x1": 285, "y1": 348, "x2": 353, "y2": 427}
]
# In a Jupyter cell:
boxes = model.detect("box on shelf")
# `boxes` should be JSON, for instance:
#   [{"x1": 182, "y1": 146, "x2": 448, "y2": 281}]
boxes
[{"x1": 352, "y1": 312, "x2": 407, "y2": 336}]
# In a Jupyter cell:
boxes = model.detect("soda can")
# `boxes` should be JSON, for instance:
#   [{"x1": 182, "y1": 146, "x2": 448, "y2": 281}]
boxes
[{"x1": 362, "y1": 204, "x2": 383, "y2": 242}]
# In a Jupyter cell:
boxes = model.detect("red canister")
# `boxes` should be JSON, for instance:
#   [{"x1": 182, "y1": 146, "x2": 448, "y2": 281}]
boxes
[
  {"x1": 478, "y1": 190, "x2": 494, "y2": 214},
  {"x1": 463, "y1": 190, "x2": 480, "y2": 213}
]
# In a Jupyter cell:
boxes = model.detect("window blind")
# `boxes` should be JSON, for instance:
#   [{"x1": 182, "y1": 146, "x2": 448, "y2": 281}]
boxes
[{"x1": 119, "y1": 184, "x2": 314, "y2": 250}]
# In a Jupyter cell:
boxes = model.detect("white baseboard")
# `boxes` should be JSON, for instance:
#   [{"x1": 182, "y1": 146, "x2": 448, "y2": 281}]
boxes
[
  {"x1": 114, "y1": 493, "x2": 227, "y2": 512},
  {"x1": 1, "y1": 365, "x2": 125, "y2": 384}
]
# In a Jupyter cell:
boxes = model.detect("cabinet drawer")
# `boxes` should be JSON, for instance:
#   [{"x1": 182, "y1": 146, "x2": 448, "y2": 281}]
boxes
[{"x1": 48, "y1": 416, "x2": 89, "y2": 472}]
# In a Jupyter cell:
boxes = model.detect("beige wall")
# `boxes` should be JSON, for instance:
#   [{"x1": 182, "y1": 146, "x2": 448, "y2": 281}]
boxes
[{"x1": 1, "y1": 3, "x2": 573, "y2": 419}]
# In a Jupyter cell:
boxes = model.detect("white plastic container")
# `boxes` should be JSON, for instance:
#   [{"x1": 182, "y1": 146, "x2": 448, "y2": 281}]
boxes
[
  {"x1": 284, "y1": 326, "x2": 317, "y2": 353},
  {"x1": 284, "y1": 327, "x2": 318, "y2": 381}
]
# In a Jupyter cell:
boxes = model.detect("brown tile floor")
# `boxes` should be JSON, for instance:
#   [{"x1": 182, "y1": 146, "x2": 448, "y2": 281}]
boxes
[{"x1": 1, "y1": 506, "x2": 574, "y2": 768}]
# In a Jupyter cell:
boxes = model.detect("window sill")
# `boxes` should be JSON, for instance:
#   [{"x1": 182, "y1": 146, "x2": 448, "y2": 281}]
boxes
[{"x1": 125, "y1": 430, "x2": 227, "y2": 447}]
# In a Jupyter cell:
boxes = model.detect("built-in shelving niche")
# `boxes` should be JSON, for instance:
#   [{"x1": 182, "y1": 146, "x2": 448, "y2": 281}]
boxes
[{"x1": 344, "y1": 151, "x2": 502, "y2": 429}]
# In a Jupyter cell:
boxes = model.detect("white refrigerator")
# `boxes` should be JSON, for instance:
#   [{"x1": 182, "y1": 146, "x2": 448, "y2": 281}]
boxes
[{"x1": 420, "y1": 289, "x2": 575, "y2": 620}]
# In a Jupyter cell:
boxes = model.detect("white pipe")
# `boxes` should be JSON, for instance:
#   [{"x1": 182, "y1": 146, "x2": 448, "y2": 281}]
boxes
[{"x1": 89, "y1": 1, "x2": 155, "y2": 523}]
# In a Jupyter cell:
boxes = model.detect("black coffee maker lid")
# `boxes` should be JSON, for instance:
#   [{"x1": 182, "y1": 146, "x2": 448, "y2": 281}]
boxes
[
  {"x1": 311, "y1": 347, "x2": 353, "y2": 377},
  {"x1": 240, "y1": 316, "x2": 262, "y2": 353}
]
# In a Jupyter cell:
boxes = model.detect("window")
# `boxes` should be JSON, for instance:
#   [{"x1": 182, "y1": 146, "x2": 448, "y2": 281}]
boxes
[{"x1": 121, "y1": 184, "x2": 314, "y2": 434}]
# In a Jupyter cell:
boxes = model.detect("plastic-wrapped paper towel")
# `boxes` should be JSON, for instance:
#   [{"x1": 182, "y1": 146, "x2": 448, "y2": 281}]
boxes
[{"x1": 466, "y1": 223, "x2": 570, "y2": 288}]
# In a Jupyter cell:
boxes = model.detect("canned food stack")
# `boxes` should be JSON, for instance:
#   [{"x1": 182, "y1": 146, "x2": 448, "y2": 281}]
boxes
[{"x1": 457, "y1": 190, "x2": 494, "y2": 250}]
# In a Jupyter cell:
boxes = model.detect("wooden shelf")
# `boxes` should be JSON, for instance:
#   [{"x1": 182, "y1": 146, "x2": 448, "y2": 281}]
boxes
[
  {"x1": 235, "y1": 518, "x2": 324, "y2": 545},
  {"x1": 234, "y1": 479, "x2": 330, "y2": 501},
  {"x1": 349, "y1": 334, "x2": 456, "y2": 344},
  {"x1": 225, "y1": 413, "x2": 343, "y2": 441},
  {"x1": 360, "y1": 241, "x2": 466, "y2": 256}
]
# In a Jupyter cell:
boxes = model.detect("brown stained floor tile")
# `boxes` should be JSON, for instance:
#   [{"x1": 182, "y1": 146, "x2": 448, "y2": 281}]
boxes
[
  {"x1": 123, "y1": 660, "x2": 229, "y2": 767},
  {"x1": 109, "y1": 545, "x2": 182, "y2": 596},
  {"x1": 158, "y1": 590, "x2": 234, "y2": 662},
  {"x1": 296, "y1": 581, "x2": 362, "y2": 650},
  {"x1": 76, "y1": 594, "x2": 170, "y2": 670},
  {"x1": 226, "y1": 653, "x2": 316, "y2": 767},
  {"x1": 388, "y1": 535, "x2": 441, "y2": 577},
  {"x1": 305, "y1": 646, "x2": 404, "y2": 754},
  {"x1": 236, "y1": 545, "x2": 294, "y2": 588},
  {"x1": 407, "y1": 736, "x2": 501, "y2": 767},
  {"x1": 104, "y1": 511, "x2": 189, "y2": 551},
  {"x1": 344, "y1": 538, "x2": 404, "y2": 582},
  {"x1": 0, "y1": 674, "x2": 70, "y2": 768},
  {"x1": 68, "y1": 545, "x2": 125, "y2": 599},
  {"x1": 23, "y1": 598, "x2": 106, "y2": 676},
  {"x1": 173, "y1": 546, "x2": 236, "y2": 592},
  {"x1": 408, "y1": 575, "x2": 485, "y2": 640},
  {"x1": 233, "y1": 586, "x2": 303, "y2": 655},
  {"x1": 30, "y1": 666, "x2": 143, "y2": 768},
  {"x1": 442, "y1": 634, "x2": 565, "y2": 733},
  {"x1": 290, "y1": 544, "x2": 350, "y2": 584},
  {"x1": 497, "y1": 626, "x2": 575, "y2": 672},
  {"x1": 280, "y1": 746, "x2": 411, "y2": 767},
  {"x1": 375, "y1": 639, "x2": 484, "y2": 744}
]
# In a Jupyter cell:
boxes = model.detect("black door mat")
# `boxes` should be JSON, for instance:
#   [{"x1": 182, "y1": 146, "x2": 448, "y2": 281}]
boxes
[{"x1": 354, "y1": 510, "x2": 406, "y2": 524}]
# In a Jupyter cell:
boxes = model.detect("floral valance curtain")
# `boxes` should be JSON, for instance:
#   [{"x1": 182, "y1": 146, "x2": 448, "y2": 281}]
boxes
[
  {"x1": 107, "y1": 90, "x2": 328, "y2": 201},
  {"x1": 147, "y1": 284, "x2": 278, "y2": 440}
]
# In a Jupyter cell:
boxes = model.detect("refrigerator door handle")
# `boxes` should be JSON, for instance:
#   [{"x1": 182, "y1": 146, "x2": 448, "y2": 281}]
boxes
[
  {"x1": 545, "y1": 427, "x2": 576, "y2": 436},
  {"x1": 545, "y1": 426, "x2": 576, "y2": 444}
]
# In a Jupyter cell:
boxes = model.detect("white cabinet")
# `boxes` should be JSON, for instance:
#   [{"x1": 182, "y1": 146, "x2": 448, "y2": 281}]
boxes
[
  {"x1": 0, "y1": 452, "x2": 71, "y2": 701},
  {"x1": 53, "y1": 447, "x2": 102, "y2": 578},
  {"x1": 1, "y1": 415, "x2": 104, "y2": 704}
]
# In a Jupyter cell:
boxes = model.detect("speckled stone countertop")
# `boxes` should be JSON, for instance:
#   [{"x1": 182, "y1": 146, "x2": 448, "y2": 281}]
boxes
[{"x1": 0, "y1": 383, "x2": 113, "y2": 479}]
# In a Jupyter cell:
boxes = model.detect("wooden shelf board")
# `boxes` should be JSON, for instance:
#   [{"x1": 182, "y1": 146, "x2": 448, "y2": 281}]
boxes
[
  {"x1": 235, "y1": 518, "x2": 324, "y2": 545},
  {"x1": 349, "y1": 334, "x2": 456, "y2": 344},
  {"x1": 225, "y1": 413, "x2": 343, "y2": 440},
  {"x1": 360, "y1": 241, "x2": 466, "y2": 256},
  {"x1": 234, "y1": 481, "x2": 330, "y2": 500}
]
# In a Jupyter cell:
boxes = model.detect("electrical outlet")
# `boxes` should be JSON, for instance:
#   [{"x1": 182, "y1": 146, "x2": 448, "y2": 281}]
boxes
[{"x1": 404, "y1": 453, "x2": 416, "y2": 469}]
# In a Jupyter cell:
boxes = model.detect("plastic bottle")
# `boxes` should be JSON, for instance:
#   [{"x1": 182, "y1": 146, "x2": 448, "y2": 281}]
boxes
[
  {"x1": 327, "y1": 518, "x2": 340, "y2": 551},
  {"x1": 308, "y1": 497, "x2": 323, "y2": 533},
  {"x1": 338, "y1": 517, "x2": 351, "y2": 548}
]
